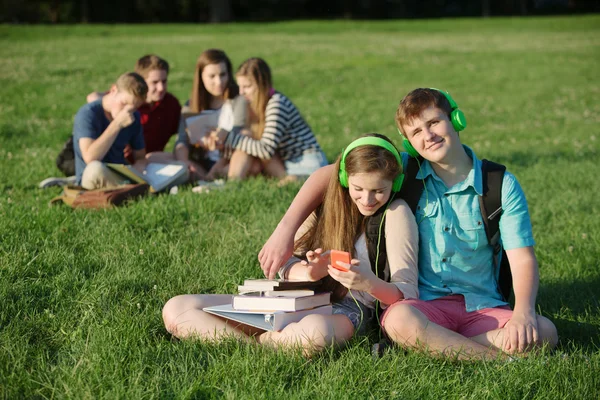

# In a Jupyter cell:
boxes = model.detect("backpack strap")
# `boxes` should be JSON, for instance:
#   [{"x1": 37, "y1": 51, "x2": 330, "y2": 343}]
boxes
[
  {"x1": 365, "y1": 205, "x2": 389, "y2": 281},
  {"x1": 364, "y1": 156, "x2": 425, "y2": 281},
  {"x1": 479, "y1": 159, "x2": 512, "y2": 301},
  {"x1": 397, "y1": 156, "x2": 425, "y2": 214}
]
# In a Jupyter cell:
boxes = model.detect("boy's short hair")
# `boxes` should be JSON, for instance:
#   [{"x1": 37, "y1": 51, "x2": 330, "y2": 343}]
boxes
[
  {"x1": 135, "y1": 54, "x2": 169, "y2": 79},
  {"x1": 116, "y1": 72, "x2": 148, "y2": 103},
  {"x1": 395, "y1": 88, "x2": 453, "y2": 134}
]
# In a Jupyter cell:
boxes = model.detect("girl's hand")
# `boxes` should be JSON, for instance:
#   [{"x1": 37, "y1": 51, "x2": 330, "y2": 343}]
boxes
[
  {"x1": 327, "y1": 259, "x2": 378, "y2": 292},
  {"x1": 300, "y1": 248, "x2": 330, "y2": 282}
]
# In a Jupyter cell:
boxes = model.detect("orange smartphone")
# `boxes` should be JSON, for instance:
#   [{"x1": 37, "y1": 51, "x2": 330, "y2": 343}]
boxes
[{"x1": 330, "y1": 250, "x2": 351, "y2": 272}]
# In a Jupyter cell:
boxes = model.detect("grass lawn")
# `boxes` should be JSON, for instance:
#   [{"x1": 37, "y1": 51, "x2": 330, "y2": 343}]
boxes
[{"x1": 1, "y1": 16, "x2": 599, "y2": 399}]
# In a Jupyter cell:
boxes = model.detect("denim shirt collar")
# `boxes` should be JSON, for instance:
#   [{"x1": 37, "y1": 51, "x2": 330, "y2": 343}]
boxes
[{"x1": 415, "y1": 145, "x2": 483, "y2": 195}]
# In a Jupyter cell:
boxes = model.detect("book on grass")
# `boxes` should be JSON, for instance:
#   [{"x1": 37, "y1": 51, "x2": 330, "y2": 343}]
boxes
[
  {"x1": 239, "y1": 279, "x2": 322, "y2": 292},
  {"x1": 233, "y1": 292, "x2": 331, "y2": 312},
  {"x1": 107, "y1": 163, "x2": 186, "y2": 193},
  {"x1": 203, "y1": 304, "x2": 332, "y2": 331}
]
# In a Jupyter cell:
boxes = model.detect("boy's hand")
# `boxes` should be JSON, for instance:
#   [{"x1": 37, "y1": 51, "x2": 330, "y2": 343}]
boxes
[
  {"x1": 114, "y1": 104, "x2": 136, "y2": 129},
  {"x1": 327, "y1": 259, "x2": 377, "y2": 292},
  {"x1": 503, "y1": 311, "x2": 539, "y2": 353}
]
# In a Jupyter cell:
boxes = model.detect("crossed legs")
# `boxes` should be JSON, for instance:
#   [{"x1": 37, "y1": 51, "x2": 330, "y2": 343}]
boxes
[{"x1": 162, "y1": 294, "x2": 354, "y2": 355}]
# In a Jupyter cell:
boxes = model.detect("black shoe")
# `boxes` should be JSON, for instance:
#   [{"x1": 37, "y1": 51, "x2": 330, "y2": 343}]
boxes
[{"x1": 371, "y1": 339, "x2": 391, "y2": 359}]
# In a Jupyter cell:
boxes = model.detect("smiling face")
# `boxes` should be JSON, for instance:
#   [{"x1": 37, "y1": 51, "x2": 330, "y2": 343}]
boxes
[
  {"x1": 347, "y1": 172, "x2": 393, "y2": 216},
  {"x1": 201, "y1": 62, "x2": 228, "y2": 98},
  {"x1": 236, "y1": 74, "x2": 257, "y2": 104},
  {"x1": 145, "y1": 69, "x2": 167, "y2": 103},
  {"x1": 402, "y1": 105, "x2": 459, "y2": 163}
]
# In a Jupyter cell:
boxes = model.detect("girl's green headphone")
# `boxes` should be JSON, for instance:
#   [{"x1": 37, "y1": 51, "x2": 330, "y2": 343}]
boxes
[
  {"x1": 339, "y1": 137, "x2": 405, "y2": 192},
  {"x1": 401, "y1": 89, "x2": 467, "y2": 158}
]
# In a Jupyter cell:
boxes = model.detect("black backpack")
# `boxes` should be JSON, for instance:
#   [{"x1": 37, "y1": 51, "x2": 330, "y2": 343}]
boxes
[
  {"x1": 364, "y1": 156, "x2": 513, "y2": 302},
  {"x1": 55, "y1": 136, "x2": 75, "y2": 177}
]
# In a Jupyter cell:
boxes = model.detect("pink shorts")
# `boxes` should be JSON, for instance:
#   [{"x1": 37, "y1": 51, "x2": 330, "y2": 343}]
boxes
[{"x1": 382, "y1": 295, "x2": 513, "y2": 338}]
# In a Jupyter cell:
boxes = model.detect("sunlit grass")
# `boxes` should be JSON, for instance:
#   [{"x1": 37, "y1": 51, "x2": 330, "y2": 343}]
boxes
[{"x1": 1, "y1": 16, "x2": 599, "y2": 399}]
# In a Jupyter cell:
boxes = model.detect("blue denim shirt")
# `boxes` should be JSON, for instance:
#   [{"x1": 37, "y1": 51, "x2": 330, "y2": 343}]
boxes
[{"x1": 401, "y1": 146, "x2": 535, "y2": 312}]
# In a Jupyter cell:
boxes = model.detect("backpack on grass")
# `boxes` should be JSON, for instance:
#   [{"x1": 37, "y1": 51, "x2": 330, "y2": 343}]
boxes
[
  {"x1": 55, "y1": 136, "x2": 75, "y2": 177},
  {"x1": 365, "y1": 157, "x2": 513, "y2": 302},
  {"x1": 49, "y1": 183, "x2": 149, "y2": 210}
]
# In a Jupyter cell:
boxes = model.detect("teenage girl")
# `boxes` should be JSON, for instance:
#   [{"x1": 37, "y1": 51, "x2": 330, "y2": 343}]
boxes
[
  {"x1": 211, "y1": 58, "x2": 328, "y2": 180},
  {"x1": 147, "y1": 49, "x2": 245, "y2": 180},
  {"x1": 162, "y1": 134, "x2": 419, "y2": 354}
]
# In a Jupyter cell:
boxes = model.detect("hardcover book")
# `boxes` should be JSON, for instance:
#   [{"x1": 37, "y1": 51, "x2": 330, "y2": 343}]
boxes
[
  {"x1": 232, "y1": 292, "x2": 331, "y2": 312},
  {"x1": 239, "y1": 279, "x2": 322, "y2": 292}
]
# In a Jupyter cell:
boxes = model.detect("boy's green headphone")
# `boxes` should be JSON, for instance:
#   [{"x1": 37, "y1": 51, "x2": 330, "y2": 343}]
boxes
[
  {"x1": 400, "y1": 88, "x2": 467, "y2": 158},
  {"x1": 339, "y1": 137, "x2": 405, "y2": 192}
]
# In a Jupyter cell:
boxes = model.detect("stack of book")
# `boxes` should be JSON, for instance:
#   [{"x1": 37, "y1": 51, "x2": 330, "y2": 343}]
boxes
[{"x1": 203, "y1": 279, "x2": 332, "y2": 331}]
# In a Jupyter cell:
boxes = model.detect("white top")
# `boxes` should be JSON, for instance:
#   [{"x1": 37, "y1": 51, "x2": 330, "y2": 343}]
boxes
[{"x1": 281, "y1": 198, "x2": 419, "y2": 310}]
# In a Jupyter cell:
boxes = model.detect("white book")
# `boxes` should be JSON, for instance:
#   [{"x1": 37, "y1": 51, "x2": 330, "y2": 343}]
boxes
[
  {"x1": 236, "y1": 289, "x2": 316, "y2": 298},
  {"x1": 233, "y1": 292, "x2": 331, "y2": 312},
  {"x1": 185, "y1": 111, "x2": 220, "y2": 145},
  {"x1": 203, "y1": 304, "x2": 333, "y2": 331},
  {"x1": 263, "y1": 290, "x2": 315, "y2": 298},
  {"x1": 106, "y1": 163, "x2": 186, "y2": 193}
]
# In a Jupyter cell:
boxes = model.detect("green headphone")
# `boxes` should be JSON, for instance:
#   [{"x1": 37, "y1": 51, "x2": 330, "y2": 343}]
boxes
[
  {"x1": 400, "y1": 89, "x2": 467, "y2": 158},
  {"x1": 339, "y1": 137, "x2": 405, "y2": 192}
]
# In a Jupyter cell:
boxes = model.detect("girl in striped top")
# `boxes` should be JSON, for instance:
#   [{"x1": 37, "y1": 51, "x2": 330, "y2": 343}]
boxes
[{"x1": 214, "y1": 58, "x2": 328, "y2": 179}]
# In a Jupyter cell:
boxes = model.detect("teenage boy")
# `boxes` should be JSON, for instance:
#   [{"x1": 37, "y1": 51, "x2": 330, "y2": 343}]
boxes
[
  {"x1": 87, "y1": 54, "x2": 182, "y2": 162},
  {"x1": 74, "y1": 72, "x2": 147, "y2": 189},
  {"x1": 257, "y1": 88, "x2": 557, "y2": 360}
]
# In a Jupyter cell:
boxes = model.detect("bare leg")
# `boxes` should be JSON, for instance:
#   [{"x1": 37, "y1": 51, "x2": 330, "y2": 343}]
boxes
[
  {"x1": 162, "y1": 294, "x2": 263, "y2": 342},
  {"x1": 261, "y1": 156, "x2": 287, "y2": 179},
  {"x1": 228, "y1": 150, "x2": 254, "y2": 179},
  {"x1": 383, "y1": 303, "x2": 504, "y2": 360},
  {"x1": 258, "y1": 314, "x2": 354, "y2": 356},
  {"x1": 145, "y1": 151, "x2": 176, "y2": 164},
  {"x1": 470, "y1": 315, "x2": 558, "y2": 353},
  {"x1": 206, "y1": 158, "x2": 229, "y2": 181}
]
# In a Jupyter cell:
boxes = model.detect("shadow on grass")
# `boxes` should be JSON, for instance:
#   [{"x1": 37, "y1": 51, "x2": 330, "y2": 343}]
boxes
[
  {"x1": 0, "y1": 122, "x2": 28, "y2": 141},
  {"x1": 538, "y1": 274, "x2": 600, "y2": 351}
]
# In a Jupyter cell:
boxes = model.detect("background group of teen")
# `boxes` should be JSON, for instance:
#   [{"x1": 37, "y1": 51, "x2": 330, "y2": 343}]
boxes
[{"x1": 44, "y1": 49, "x2": 328, "y2": 191}]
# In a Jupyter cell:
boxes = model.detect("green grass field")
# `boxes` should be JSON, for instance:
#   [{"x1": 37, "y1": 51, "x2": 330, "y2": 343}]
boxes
[{"x1": 1, "y1": 16, "x2": 599, "y2": 399}]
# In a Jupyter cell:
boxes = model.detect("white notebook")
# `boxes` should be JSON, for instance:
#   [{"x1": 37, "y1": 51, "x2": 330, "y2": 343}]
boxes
[{"x1": 203, "y1": 304, "x2": 333, "y2": 331}]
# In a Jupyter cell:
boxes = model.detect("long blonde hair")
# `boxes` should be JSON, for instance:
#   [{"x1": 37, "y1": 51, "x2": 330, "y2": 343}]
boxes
[
  {"x1": 236, "y1": 58, "x2": 272, "y2": 139},
  {"x1": 189, "y1": 49, "x2": 239, "y2": 113},
  {"x1": 294, "y1": 133, "x2": 402, "y2": 300}
]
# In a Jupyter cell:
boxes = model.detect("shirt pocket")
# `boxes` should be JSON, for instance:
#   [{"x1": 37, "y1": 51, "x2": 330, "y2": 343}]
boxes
[
  {"x1": 454, "y1": 213, "x2": 487, "y2": 252},
  {"x1": 415, "y1": 197, "x2": 439, "y2": 245}
]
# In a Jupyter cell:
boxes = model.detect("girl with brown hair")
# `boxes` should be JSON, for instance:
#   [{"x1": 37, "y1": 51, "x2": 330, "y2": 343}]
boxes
[
  {"x1": 148, "y1": 49, "x2": 246, "y2": 180},
  {"x1": 162, "y1": 134, "x2": 419, "y2": 355},
  {"x1": 211, "y1": 58, "x2": 328, "y2": 180}
]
